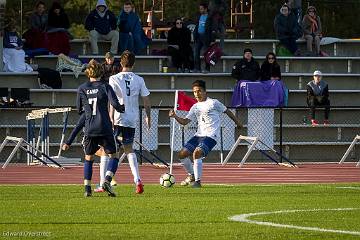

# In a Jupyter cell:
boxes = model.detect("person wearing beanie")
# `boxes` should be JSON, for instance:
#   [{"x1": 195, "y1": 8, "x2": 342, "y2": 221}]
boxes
[
  {"x1": 231, "y1": 48, "x2": 260, "y2": 81},
  {"x1": 274, "y1": 4, "x2": 302, "y2": 55},
  {"x1": 302, "y1": 6, "x2": 322, "y2": 56},
  {"x1": 85, "y1": 0, "x2": 119, "y2": 54},
  {"x1": 306, "y1": 70, "x2": 330, "y2": 126}
]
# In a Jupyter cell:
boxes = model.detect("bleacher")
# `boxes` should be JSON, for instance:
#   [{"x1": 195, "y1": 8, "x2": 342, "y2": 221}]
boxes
[{"x1": 1, "y1": 38, "x2": 360, "y2": 163}]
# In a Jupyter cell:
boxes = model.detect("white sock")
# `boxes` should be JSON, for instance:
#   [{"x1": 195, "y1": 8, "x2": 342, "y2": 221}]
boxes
[
  {"x1": 180, "y1": 158, "x2": 194, "y2": 175},
  {"x1": 127, "y1": 153, "x2": 140, "y2": 184},
  {"x1": 193, "y1": 158, "x2": 203, "y2": 181},
  {"x1": 99, "y1": 156, "x2": 109, "y2": 186}
]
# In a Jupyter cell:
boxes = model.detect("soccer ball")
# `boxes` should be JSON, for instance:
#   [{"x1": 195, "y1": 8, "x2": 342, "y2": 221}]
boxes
[{"x1": 160, "y1": 173, "x2": 175, "y2": 188}]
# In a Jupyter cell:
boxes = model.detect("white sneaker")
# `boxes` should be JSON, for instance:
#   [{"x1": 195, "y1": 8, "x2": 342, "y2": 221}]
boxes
[{"x1": 180, "y1": 174, "x2": 195, "y2": 186}]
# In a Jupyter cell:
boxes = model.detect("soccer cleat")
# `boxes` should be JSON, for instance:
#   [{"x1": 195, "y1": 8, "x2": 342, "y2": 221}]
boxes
[
  {"x1": 84, "y1": 191, "x2": 92, "y2": 197},
  {"x1": 323, "y1": 120, "x2": 330, "y2": 126},
  {"x1": 94, "y1": 185, "x2": 105, "y2": 193},
  {"x1": 311, "y1": 119, "x2": 319, "y2": 126},
  {"x1": 192, "y1": 180, "x2": 202, "y2": 188},
  {"x1": 103, "y1": 181, "x2": 116, "y2": 197},
  {"x1": 180, "y1": 174, "x2": 195, "y2": 186},
  {"x1": 136, "y1": 180, "x2": 144, "y2": 194},
  {"x1": 111, "y1": 179, "x2": 117, "y2": 186}
]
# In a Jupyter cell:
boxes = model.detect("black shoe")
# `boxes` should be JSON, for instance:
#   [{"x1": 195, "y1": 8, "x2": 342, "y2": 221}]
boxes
[
  {"x1": 103, "y1": 181, "x2": 116, "y2": 197},
  {"x1": 192, "y1": 180, "x2": 202, "y2": 188}
]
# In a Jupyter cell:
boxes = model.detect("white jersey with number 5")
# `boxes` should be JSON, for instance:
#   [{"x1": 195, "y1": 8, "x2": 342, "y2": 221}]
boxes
[
  {"x1": 185, "y1": 97, "x2": 227, "y2": 139},
  {"x1": 109, "y1": 72, "x2": 150, "y2": 128}
]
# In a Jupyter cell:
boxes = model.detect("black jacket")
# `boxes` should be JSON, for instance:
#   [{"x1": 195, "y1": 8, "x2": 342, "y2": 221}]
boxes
[
  {"x1": 167, "y1": 26, "x2": 192, "y2": 50},
  {"x1": 231, "y1": 58, "x2": 260, "y2": 81},
  {"x1": 306, "y1": 80, "x2": 329, "y2": 104},
  {"x1": 274, "y1": 13, "x2": 302, "y2": 40},
  {"x1": 260, "y1": 61, "x2": 282, "y2": 80}
]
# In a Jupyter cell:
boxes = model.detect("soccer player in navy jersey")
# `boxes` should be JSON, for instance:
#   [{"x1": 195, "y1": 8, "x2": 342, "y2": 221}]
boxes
[{"x1": 77, "y1": 59, "x2": 124, "y2": 197}]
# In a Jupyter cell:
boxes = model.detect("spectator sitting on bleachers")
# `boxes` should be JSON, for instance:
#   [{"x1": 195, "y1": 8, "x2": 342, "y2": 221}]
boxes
[
  {"x1": 260, "y1": 52, "x2": 281, "y2": 81},
  {"x1": 23, "y1": 1, "x2": 48, "y2": 50},
  {"x1": 274, "y1": 4, "x2": 302, "y2": 55},
  {"x1": 3, "y1": 19, "x2": 33, "y2": 73},
  {"x1": 302, "y1": 6, "x2": 322, "y2": 56},
  {"x1": 117, "y1": 1, "x2": 150, "y2": 55},
  {"x1": 101, "y1": 52, "x2": 121, "y2": 82},
  {"x1": 47, "y1": 1, "x2": 71, "y2": 55},
  {"x1": 85, "y1": 0, "x2": 119, "y2": 55},
  {"x1": 307, "y1": 70, "x2": 330, "y2": 126},
  {"x1": 231, "y1": 48, "x2": 260, "y2": 81},
  {"x1": 167, "y1": 18, "x2": 194, "y2": 73}
]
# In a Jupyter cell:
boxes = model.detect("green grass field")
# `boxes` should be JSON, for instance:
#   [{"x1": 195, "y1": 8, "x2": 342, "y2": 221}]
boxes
[{"x1": 0, "y1": 184, "x2": 359, "y2": 240}]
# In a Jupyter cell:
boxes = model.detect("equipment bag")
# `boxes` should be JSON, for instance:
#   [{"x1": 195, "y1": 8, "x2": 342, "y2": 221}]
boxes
[
  {"x1": 204, "y1": 43, "x2": 223, "y2": 66},
  {"x1": 37, "y1": 68, "x2": 62, "y2": 89}
]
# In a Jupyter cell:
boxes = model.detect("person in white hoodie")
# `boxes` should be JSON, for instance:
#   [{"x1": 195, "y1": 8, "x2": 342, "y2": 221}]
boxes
[
  {"x1": 3, "y1": 20, "x2": 33, "y2": 72},
  {"x1": 85, "y1": 0, "x2": 119, "y2": 54}
]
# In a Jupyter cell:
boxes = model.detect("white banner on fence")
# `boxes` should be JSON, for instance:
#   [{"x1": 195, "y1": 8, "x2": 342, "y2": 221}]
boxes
[
  {"x1": 247, "y1": 108, "x2": 274, "y2": 150},
  {"x1": 134, "y1": 109, "x2": 159, "y2": 151}
]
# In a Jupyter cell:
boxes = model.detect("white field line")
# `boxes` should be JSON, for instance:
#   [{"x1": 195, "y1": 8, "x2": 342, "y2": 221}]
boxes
[
  {"x1": 336, "y1": 187, "x2": 360, "y2": 190},
  {"x1": 230, "y1": 208, "x2": 360, "y2": 236}
]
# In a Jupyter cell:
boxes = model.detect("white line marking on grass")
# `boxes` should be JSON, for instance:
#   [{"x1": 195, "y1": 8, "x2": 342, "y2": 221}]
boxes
[
  {"x1": 230, "y1": 208, "x2": 360, "y2": 236},
  {"x1": 208, "y1": 184, "x2": 235, "y2": 187},
  {"x1": 336, "y1": 187, "x2": 360, "y2": 190}
]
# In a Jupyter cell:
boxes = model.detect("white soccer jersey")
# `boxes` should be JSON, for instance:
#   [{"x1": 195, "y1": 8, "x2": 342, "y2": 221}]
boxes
[
  {"x1": 109, "y1": 72, "x2": 150, "y2": 128},
  {"x1": 185, "y1": 97, "x2": 227, "y2": 139}
]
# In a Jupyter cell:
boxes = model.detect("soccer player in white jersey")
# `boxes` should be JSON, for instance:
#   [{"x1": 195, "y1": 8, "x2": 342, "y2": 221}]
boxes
[
  {"x1": 104, "y1": 50, "x2": 151, "y2": 195},
  {"x1": 169, "y1": 80, "x2": 242, "y2": 188}
]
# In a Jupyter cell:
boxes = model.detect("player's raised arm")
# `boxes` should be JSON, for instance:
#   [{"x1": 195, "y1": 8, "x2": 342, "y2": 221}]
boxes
[
  {"x1": 225, "y1": 109, "x2": 242, "y2": 128},
  {"x1": 169, "y1": 109, "x2": 191, "y2": 125},
  {"x1": 106, "y1": 84, "x2": 125, "y2": 113}
]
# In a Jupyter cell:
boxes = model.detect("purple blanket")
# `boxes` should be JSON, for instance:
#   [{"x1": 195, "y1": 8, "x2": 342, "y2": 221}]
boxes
[{"x1": 231, "y1": 80, "x2": 287, "y2": 107}]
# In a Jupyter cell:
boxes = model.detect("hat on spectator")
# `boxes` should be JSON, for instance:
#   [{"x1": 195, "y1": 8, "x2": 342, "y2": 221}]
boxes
[
  {"x1": 244, "y1": 48, "x2": 253, "y2": 54},
  {"x1": 313, "y1": 70, "x2": 322, "y2": 76},
  {"x1": 105, "y1": 52, "x2": 114, "y2": 59}
]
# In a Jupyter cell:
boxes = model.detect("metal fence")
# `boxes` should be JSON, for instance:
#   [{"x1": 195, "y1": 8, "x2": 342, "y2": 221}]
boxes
[{"x1": 1, "y1": 106, "x2": 360, "y2": 164}]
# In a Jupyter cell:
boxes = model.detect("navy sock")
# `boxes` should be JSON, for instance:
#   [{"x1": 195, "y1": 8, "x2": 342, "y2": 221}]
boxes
[
  {"x1": 105, "y1": 157, "x2": 119, "y2": 182},
  {"x1": 85, "y1": 185, "x2": 91, "y2": 193},
  {"x1": 84, "y1": 160, "x2": 93, "y2": 182}
]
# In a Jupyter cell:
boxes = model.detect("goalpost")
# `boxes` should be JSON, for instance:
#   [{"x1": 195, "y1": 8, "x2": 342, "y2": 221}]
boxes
[{"x1": 339, "y1": 135, "x2": 360, "y2": 167}]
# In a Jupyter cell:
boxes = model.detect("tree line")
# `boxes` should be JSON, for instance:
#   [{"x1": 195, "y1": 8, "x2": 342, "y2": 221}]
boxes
[{"x1": 4, "y1": 0, "x2": 360, "y2": 39}]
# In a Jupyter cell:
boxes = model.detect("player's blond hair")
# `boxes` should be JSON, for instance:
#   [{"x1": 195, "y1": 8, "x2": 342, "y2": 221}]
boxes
[{"x1": 85, "y1": 59, "x2": 103, "y2": 79}]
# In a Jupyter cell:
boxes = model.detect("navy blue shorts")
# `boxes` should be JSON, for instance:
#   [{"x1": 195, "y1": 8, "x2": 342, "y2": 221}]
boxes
[
  {"x1": 113, "y1": 125, "x2": 135, "y2": 146},
  {"x1": 83, "y1": 135, "x2": 117, "y2": 155},
  {"x1": 183, "y1": 136, "x2": 217, "y2": 157}
]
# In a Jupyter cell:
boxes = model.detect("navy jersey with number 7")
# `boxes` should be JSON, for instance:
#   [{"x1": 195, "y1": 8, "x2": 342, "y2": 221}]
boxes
[{"x1": 77, "y1": 81, "x2": 124, "y2": 137}]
